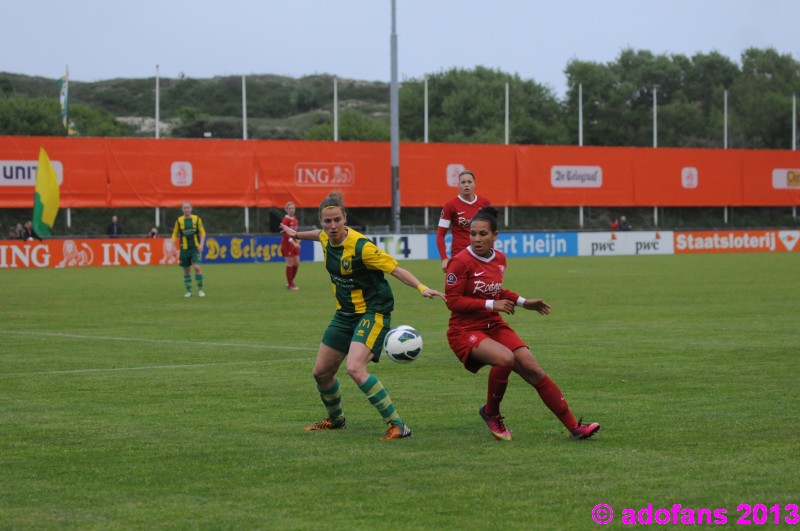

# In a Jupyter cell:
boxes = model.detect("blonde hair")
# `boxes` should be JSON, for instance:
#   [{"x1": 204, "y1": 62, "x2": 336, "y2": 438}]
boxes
[
  {"x1": 318, "y1": 191, "x2": 345, "y2": 220},
  {"x1": 285, "y1": 201, "x2": 295, "y2": 210}
]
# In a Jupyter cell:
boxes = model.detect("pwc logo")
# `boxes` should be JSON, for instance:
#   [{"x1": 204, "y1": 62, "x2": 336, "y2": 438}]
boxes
[
  {"x1": 590, "y1": 233, "x2": 617, "y2": 255},
  {"x1": 635, "y1": 232, "x2": 662, "y2": 254},
  {"x1": 294, "y1": 163, "x2": 355, "y2": 187}
]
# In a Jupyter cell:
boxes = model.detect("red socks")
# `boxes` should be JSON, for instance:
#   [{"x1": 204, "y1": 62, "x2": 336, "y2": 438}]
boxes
[
  {"x1": 484, "y1": 366, "x2": 512, "y2": 416},
  {"x1": 286, "y1": 265, "x2": 299, "y2": 286},
  {"x1": 485, "y1": 368, "x2": 579, "y2": 432},
  {"x1": 533, "y1": 375, "x2": 578, "y2": 431}
]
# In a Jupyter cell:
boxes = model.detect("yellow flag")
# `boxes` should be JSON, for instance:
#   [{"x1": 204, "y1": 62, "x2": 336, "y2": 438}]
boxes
[{"x1": 33, "y1": 147, "x2": 60, "y2": 237}]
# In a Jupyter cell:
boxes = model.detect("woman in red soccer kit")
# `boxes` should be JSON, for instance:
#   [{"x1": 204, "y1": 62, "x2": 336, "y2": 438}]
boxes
[
  {"x1": 436, "y1": 169, "x2": 491, "y2": 272},
  {"x1": 444, "y1": 206, "x2": 600, "y2": 441},
  {"x1": 280, "y1": 201, "x2": 301, "y2": 290}
]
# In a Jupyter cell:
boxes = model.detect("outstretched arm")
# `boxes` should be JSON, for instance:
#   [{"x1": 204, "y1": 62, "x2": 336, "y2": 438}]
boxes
[
  {"x1": 391, "y1": 266, "x2": 446, "y2": 301},
  {"x1": 521, "y1": 298, "x2": 551, "y2": 315},
  {"x1": 280, "y1": 223, "x2": 321, "y2": 242}
]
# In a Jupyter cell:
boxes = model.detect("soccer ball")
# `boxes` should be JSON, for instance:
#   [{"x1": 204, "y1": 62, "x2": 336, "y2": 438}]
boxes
[{"x1": 383, "y1": 326, "x2": 423, "y2": 364}]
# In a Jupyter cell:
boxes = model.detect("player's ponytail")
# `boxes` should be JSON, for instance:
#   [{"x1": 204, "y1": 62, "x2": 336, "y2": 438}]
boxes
[
  {"x1": 318, "y1": 190, "x2": 346, "y2": 220},
  {"x1": 471, "y1": 206, "x2": 499, "y2": 232}
]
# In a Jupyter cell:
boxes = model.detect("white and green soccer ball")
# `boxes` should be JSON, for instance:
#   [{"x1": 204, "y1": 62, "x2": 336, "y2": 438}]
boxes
[{"x1": 383, "y1": 326, "x2": 423, "y2": 364}]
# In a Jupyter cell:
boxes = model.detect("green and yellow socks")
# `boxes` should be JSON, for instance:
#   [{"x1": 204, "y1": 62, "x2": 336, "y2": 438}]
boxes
[
  {"x1": 316, "y1": 375, "x2": 405, "y2": 427},
  {"x1": 183, "y1": 273, "x2": 204, "y2": 294},
  {"x1": 358, "y1": 374, "x2": 403, "y2": 426},
  {"x1": 318, "y1": 379, "x2": 345, "y2": 425}
]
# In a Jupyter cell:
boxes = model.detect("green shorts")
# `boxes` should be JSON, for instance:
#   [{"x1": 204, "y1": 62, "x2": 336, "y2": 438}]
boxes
[
  {"x1": 179, "y1": 248, "x2": 201, "y2": 268},
  {"x1": 321, "y1": 311, "x2": 391, "y2": 362}
]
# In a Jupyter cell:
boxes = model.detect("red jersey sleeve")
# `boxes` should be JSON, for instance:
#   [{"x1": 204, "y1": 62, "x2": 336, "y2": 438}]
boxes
[
  {"x1": 281, "y1": 215, "x2": 298, "y2": 244},
  {"x1": 444, "y1": 255, "x2": 490, "y2": 314},
  {"x1": 500, "y1": 289, "x2": 520, "y2": 302},
  {"x1": 436, "y1": 226, "x2": 449, "y2": 260}
]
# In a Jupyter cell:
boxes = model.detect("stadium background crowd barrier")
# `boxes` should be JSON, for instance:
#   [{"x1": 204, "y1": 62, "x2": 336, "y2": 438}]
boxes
[
  {"x1": 1, "y1": 229, "x2": 797, "y2": 269},
  {"x1": 2, "y1": 136, "x2": 800, "y2": 208},
  {"x1": 3, "y1": 135, "x2": 798, "y2": 268}
]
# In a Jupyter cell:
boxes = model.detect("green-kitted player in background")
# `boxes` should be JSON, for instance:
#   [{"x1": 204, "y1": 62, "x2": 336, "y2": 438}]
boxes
[{"x1": 172, "y1": 201, "x2": 206, "y2": 298}]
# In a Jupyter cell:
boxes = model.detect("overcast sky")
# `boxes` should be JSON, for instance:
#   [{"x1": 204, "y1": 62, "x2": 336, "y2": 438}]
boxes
[{"x1": 2, "y1": 0, "x2": 797, "y2": 97}]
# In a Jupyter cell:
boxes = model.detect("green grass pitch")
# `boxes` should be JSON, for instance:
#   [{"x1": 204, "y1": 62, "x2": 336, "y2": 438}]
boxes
[{"x1": 1, "y1": 253, "x2": 798, "y2": 529}]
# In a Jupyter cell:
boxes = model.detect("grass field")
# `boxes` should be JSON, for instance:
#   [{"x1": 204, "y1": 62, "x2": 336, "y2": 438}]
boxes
[{"x1": 1, "y1": 254, "x2": 798, "y2": 529}]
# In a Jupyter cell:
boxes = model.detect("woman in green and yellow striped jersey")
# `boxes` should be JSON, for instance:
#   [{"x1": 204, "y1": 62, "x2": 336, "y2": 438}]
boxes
[
  {"x1": 281, "y1": 191, "x2": 445, "y2": 440},
  {"x1": 172, "y1": 202, "x2": 206, "y2": 298}
]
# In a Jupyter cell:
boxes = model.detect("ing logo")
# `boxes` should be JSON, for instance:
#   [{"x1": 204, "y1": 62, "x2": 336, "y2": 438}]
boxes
[{"x1": 294, "y1": 163, "x2": 355, "y2": 187}]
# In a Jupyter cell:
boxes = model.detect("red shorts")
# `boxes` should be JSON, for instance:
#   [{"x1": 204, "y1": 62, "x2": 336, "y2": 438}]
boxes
[
  {"x1": 447, "y1": 322, "x2": 527, "y2": 373},
  {"x1": 281, "y1": 241, "x2": 299, "y2": 257}
]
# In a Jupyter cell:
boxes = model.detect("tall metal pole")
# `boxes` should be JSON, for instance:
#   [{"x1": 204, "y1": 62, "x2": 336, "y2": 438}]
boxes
[
  {"x1": 390, "y1": 0, "x2": 401, "y2": 233},
  {"x1": 578, "y1": 83, "x2": 584, "y2": 227},
  {"x1": 333, "y1": 76, "x2": 339, "y2": 142},
  {"x1": 793, "y1": 93, "x2": 797, "y2": 150},
  {"x1": 155, "y1": 42, "x2": 160, "y2": 233},
  {"x1": 724, "y1": 90, "x2": 729, "y2": 224},
  {"x1": 243, "y1": 76, "x2": 249, "y2": 232},
  {"x1": 151, "y1": 68, "x2": 163, "y2": 228},
  {"x1": 423, "y1": 76, "x2": 429, "y2": 228},
  {"x1": 504, "y1": 82, "x2": 509, "y2": 145},
  {"x1": 242, "y1": 75, "x2": 248, "y2": 140},
  {"x1": 653, "y1": 86, "x2": 658, "y2": 227},
  {"x1": 155, "y1": 65, "x2": 160, "y2": 139},
  {"x1": 724, "y1": 89, "x2": 728, "y2": 149},
  {"x1": 652, "y1": 86, "x2": 657, "y2": 148},
  {"x1": 578, "y1": 83, "x2": 584, "y2": 146},
  {"x1": 424, "y1": 76, "x2": 429, "y2": 144},
  {"x1": 64, "y1": 65, "x2": 70, "y2": 138}
]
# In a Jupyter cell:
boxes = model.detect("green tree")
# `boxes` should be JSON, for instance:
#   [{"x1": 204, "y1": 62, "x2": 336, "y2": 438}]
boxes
[
  {"x1": 565, "y1": 58, "x2": 632, "y2": 146},
  {"x1": 732, "y1": 47, "x2": 800, "y2": 149},
  {"x1": 0, "y1": 96, "x2": 62, "y2": 135},
  {"x1": 399, "y1": 66, "x2": 565, "y2": 144},
  {"x1": 304, "y1": 108, "x2": 389, "y2": 141},
  {"x1": 0, "y1": 94, "x2": 134, "y2": 137},
  {"x1": 567, "y1": 49, "x2": 736, "y2": 147}
]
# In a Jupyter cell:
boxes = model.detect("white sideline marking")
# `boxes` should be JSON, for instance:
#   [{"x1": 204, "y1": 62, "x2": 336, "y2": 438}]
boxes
[
  {"x1": 0, "y1": 330, "x2": 316, "y2": 378},
  {"x1": 0, "y1": 330, "x2": 311, "y2": 351},
  {"x1": 0, "y1": 358, "x2": 313, "y2": 378}
]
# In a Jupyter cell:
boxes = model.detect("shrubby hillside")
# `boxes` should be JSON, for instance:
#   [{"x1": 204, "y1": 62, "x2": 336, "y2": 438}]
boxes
[{"x1": 2, "y1": 47, "x2": 800, "y2": 148}]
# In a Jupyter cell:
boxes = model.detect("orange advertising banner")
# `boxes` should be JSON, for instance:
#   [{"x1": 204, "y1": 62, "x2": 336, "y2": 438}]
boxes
[
  {"x1": 106, "y1": 138, "x2": 256, "y2": 207},
  {"x1": 516, "y1": 145, "x2": 636, "y2": 206},
  {"x1": 0, "y1": 136, "x2": 109, "y2": 207},
  {"x1": 674, "y1": 230, "x2": 800, "y2": 254},
  {"x1": 2, "y1": 136, "x2": 800, "y2": 208},
  {"x1": 400, "y1": 143, "x2": 518, "y2": 207},
  {"x1": 632, "y1": 147, "x2": 744, "y2": 206},
  {"x1": 253, "y1": 140, "x2": 390, "y2": 208},
  {"x1": 0, "y1": 237, "x2": 179, "y2": 269},
  {"x1": 741, "y1": 150, "x2": 800, "y2": 206}
]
